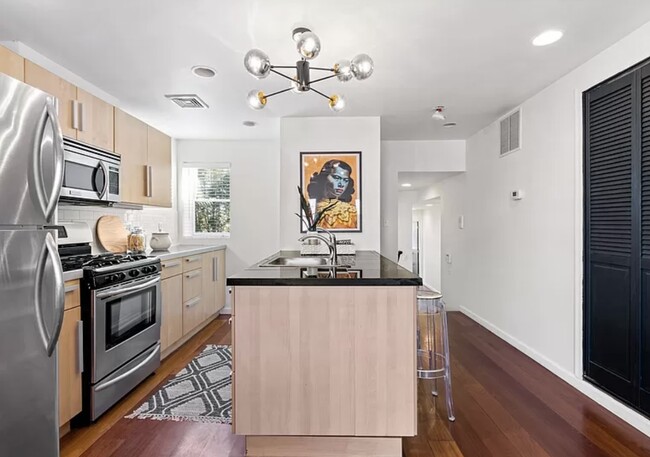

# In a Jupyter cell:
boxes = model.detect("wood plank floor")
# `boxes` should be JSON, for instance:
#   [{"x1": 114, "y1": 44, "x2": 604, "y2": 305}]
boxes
[{"x1": 60, "y1": 312, "x2": 650, "y2": 457}]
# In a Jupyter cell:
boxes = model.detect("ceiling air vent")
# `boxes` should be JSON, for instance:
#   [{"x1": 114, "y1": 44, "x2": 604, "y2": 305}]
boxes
[
  {"x1": 500, "y1": 108, "x2": 521, "y2": 157},
  {"x1": 165, "y1": 94, "x2": 209, "y2": 109}
]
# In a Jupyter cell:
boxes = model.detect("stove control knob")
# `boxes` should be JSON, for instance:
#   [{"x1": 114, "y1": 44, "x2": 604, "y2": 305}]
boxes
[
  {"x1": 117, "y1": 272, "x2": 126, "y2": 280},
  {"x1": 108, "y1": 274, "x2": 117, "y2": 282},
  {"x1": 129, "y1": 270, "x2": 140, "y2": 277}
]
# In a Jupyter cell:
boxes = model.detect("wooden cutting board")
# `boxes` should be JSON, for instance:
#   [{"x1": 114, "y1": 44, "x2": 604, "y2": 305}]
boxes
[{"x1": 96, "y1": 215, "x2": 129, "y2": 253}]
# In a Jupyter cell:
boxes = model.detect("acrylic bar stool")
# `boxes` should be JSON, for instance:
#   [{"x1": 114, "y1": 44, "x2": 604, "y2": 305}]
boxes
[{"x1": 416, "y1": 287, "x2": 455, "y2": 421}]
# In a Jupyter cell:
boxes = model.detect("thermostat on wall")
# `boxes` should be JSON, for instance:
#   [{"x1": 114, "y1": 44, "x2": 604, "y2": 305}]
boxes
[{"x1": 511, "y1": 190, "x2": 524, "y2": 200}]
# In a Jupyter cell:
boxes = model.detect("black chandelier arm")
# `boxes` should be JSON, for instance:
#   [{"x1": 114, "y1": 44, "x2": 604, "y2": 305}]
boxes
[
  {"x1": 309, "y1": 87, "x2": 332, "y2": 101},
  {"x1": 265, "y1": 87, "x2": 294, "y2": 98},
  {"x1": 309, "y1": 66, "x2": 336, "y2": 72},
  {"x1": 310, "y1": 74, "x2": 338, "y2": 85},
  {"x1": 270, "y1": 69, "x2": 296, "y2": 84},
  {"x1": 270, "y1": 65, "x2": 298, "y2": 70}
]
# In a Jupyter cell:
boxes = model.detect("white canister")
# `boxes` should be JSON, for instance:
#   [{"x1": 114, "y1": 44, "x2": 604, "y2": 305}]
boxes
[{"x1": 150, "y1": 232, "x2": 172, "y2": 251}]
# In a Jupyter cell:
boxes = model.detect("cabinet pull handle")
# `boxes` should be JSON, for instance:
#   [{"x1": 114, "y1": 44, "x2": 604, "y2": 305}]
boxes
[
  {"x1": 65, "y1": 284, "x2": 79, "y2": 294},
  {"x1": 78, "y1": 101, "x2": 85, "y2": 132},
  {"x1": 71, "y1": 100, "x2": 80, "y2": 130},
  {"x1": 228, "y1": 288, "x2": 232, "y2": 294},
  {"x1": 145, "y1": 165, "x2": 153, "y2": 197},
  {"x1": 77, "y1": 320, "x2": 84, "y2": 374},
  {"x1": 213, "y1": 257, "x2": 217, "y2": 282},
  {"x1": 185, "y1": 297, "x2": 201, "y2": 308},
  {"x1": 185, "y1": 256, "x2": 200, "y2": 263},
  {"x1": 185, "y1": 271, "x2": 201, "y2": 279},
  {"x1": 162, "y1": 260, "x2": 181, "y2": 268},
  {"x1": 228, "y1": 317, "x2": 233, "y2": 326},
  {"x1": 229, "y1": 370, "x2": 233, "y2": 377}
]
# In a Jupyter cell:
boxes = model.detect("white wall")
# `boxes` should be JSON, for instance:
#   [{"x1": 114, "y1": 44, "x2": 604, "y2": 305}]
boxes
[
  {"x1": 381, "y1": 141, "x2": 465, "y2": 262},
  {"x1": 280, "y1": 117, "x2": 381, "y2": 250},
  {"x1": 436, "y1": 20, "x2": 650, "y2": 434},
  {"x1": 176, "y1": 140, "x2": 281, "y2": 278},
  {"x1": 397, "y1": 191, "x2": 419, "y2": 270},
  {"x1": 421, "y1": 202, "x2": 442, "y2": 291}
]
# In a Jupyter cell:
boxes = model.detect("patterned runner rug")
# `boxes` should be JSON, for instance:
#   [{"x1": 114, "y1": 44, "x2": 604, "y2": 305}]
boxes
[{"x1": 126, "y1": 345, "x2": 232, "y2": 423}]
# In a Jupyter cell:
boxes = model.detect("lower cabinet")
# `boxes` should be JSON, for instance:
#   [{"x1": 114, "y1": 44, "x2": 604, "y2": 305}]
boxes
[
  {"x1": 161, "y1": 275, "x2": 183, "y2": 352},
  {"x1": 160, "y1": 249, "x2": 226, "y2": 357},
  {"x1": 59, "y1": 281, "x2": 83, "y2": 427}
]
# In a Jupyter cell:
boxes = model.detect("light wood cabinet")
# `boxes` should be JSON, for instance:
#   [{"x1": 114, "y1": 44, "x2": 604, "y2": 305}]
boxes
[
  {"x1": 161, "y1": 275, "x2": 183, "y2": 352},
  {"x1": 76, "y1": 88, "x2": 114, "y2": 152},
  {"x1": 202, "y1": 250, "x2": 226, "y2": 318},
  {"x1": 0, "y1": 45, "x2": 24, "y2": 81},
  {"x1": 24, "y1": 61, "x2": 77, "y2": 138},
  {"x1": 147, "y1": 126, "x2": 172, "y2": 207},
  {"x1": 59, "y1": 281, "x2": 82, "y2": 426},
  {"x1": 232, "y1": 286, "x2": 417, "y2": 437},
  {"x1": 115, "y1": 108, "x2": 148, "y2": 204}
]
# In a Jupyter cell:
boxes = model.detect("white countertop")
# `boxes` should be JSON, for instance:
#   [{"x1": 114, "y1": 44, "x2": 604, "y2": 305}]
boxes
[{"x1": 61, "y1": 244, "x2": 226, "y2": 282}]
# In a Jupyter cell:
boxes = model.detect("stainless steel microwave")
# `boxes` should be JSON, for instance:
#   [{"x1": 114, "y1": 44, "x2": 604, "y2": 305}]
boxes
[{"x1": 60, "y1": 139, "x2": 120, "y2": 203}]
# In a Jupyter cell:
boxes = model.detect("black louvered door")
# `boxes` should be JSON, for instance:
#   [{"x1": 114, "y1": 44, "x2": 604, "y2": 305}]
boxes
[
  {"x1": 584, "y1": 71, "x2": 639, "y2": 406},
  {"x1": 639, "y1": 65, "x2": 650, "y2": 414}
]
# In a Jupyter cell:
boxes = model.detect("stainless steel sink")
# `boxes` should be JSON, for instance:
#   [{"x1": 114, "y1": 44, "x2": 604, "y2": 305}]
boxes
[{"x1": 260, "y1": 256, "x2": 332, "y2": 267}]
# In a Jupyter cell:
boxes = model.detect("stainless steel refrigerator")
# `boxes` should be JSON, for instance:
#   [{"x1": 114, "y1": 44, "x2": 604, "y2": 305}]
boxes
[{"x1": 0, "y1": 72, "x2": 65, "y2": 457}]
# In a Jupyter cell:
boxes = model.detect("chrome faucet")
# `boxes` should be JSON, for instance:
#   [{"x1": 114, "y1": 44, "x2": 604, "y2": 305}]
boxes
[
  {"x1": 316, "y1": 227, "x2": 337, "y2": 265},
  {"x1": 298, "y1": 233, "x2": 338, "y2": 266}
]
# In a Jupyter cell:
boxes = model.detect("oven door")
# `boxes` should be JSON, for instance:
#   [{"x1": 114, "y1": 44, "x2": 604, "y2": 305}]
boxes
[
  {"x1": 61, "y1": 150, "x2": 109, "y2": 202},
  {"x1": 92, "y1": 275, "x2": 161, "y2": 383}
]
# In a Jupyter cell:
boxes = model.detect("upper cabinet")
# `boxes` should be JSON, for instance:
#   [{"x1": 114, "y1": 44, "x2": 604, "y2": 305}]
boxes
[
  {"x1": 116, "y1": 109, "x2": 172, "y2": 208},
  {"x1": 0, "y1": 45, "x2": 24, "y2": 81},
  {"x1": 24, "y1": 61, "x2": 77, "y2": 138},
  {"x1": 76, "y1": 88, "x2": 114, "y2": 152},
  {"x1": 147, "y1": 126, "x2": 172, "y2": 207},
  {"x1": 25, "y1": 62, "x2": 114, "y2": 152}
]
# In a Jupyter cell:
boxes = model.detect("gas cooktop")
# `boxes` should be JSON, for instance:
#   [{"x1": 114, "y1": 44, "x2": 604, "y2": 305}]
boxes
[{"x1": 61, "y1": 253, "x2": 151, "y2": 272}]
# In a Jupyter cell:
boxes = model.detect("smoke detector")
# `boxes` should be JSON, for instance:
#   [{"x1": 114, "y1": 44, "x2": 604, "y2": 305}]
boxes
[{"x1": 165, "y1": 94, "x2": 209, "y2": 109}]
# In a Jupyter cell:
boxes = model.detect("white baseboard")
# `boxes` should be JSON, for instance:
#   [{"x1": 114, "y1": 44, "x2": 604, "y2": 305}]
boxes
[
  {"x1": 459, "y1": 306, "x2": 650, "y2": 437},
  {"x1": 221, "y1": 305, "x2": 232, "y2": 315}
]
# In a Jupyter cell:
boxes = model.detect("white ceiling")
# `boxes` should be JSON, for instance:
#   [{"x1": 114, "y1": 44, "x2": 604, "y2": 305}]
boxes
[
  {"x1": 1, "y1": 0, "x2": 650, "y2": 141},
  {"x1": 398, "y1": 171, "x2": 460, "y2": 191}
]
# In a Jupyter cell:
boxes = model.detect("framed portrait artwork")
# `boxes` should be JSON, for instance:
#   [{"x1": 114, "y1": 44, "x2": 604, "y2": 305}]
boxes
[{"x1": 300, "y1": 151, "x2": 362, "y2": 233}]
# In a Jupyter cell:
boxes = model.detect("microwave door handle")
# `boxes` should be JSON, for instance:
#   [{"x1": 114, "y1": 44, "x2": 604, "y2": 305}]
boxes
[
  {"x1": 95, "y1": 276, "x2": 160, "y2": 299},
  {"x1": 96, "y1": 161, "x2": 109, "y2": 200}
]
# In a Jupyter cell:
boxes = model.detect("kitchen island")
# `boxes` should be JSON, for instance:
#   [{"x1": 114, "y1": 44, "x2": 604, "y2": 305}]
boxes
[{"x1": 227, "y1": 251, "x2": 422, "y2": 457}]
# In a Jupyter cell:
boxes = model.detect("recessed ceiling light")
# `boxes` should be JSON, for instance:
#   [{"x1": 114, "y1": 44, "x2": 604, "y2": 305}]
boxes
[
  {"x1": 242, "y1": 120, "x2": 257, "y2": 127},
  {"x1": 425, "y1": 203, "x2": 433, "y2": 207},
  {"x1": 443, "y1": 122, "x2": 457, "y2": 128},
  {"x1": 532, "y1": 30, "x2": 563, "y2": 47},
  {"x1": 401, "y1": 183, "x2": 412, "y2": 188},
  {"x1": 191, "y1": 65, "x2": 217, "y2": 78}
]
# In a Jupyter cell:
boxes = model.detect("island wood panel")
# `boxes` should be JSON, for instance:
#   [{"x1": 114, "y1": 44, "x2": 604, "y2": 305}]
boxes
[
  {"x1": 246, "y1": 436, "x2": 402, "y2": 457},
  {"x1": 234, "y1": 286, "x2": 356, "y2": 436},
  {"x1": 354, "y1": 286, "x2": 417, "y2": 437},
  {"x1": 0, "y1": 45, "x2": 24, "y2": 80}
]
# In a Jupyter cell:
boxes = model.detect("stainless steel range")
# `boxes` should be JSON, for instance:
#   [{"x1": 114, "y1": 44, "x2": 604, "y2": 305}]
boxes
[{"x1": 58, "y1": 222, "x2": 161, "y2": 421}]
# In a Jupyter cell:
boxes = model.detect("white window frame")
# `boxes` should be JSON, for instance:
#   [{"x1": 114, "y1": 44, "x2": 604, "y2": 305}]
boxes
[{"x1": 179, "y1": 161, "x2": 231, "y2": 239}]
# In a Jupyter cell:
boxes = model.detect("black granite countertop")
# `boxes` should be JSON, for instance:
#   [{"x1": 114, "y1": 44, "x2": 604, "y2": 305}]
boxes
[{"x1": 227, "y1": 250, "x2": 422, "y2": 286}]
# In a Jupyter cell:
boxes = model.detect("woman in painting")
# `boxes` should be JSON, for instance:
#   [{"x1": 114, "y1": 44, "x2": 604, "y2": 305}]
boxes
[{"x1": 307, "y1": 159, "x2": 358, "y2": 230}]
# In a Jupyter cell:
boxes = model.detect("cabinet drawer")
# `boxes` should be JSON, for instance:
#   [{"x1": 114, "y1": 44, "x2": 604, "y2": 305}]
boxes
[
  {"x1": 64, "y1": 280, "x2": 81, "y2": 311},
  {"x1": 161, "y1": 258, "x2": 183, "y2": 279},
  {"x1": 183, "y1": 255, "x2": 202, "y2": 272},
  {"x1": 182, "y1": 268, "x2": 202, "y2": 302}
]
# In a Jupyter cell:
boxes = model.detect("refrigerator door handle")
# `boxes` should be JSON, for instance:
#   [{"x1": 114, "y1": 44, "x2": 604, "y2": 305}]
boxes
[
  {"x1": 34, "y1": 233, "x2": 65, "y2": 357},
  {"x1": 33, "y1": 98, "x2": 65, "y2": 222}
]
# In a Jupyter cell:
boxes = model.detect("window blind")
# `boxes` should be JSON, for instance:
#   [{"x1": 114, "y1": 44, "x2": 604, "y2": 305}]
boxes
[{"x1": 181, "y1": 163, "x2": 231, "y2": 237}]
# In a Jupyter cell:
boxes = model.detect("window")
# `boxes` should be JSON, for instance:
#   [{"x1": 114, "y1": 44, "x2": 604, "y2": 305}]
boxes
[{"x1": 181, "y1": 163, "x2": 231, "y2": 238}]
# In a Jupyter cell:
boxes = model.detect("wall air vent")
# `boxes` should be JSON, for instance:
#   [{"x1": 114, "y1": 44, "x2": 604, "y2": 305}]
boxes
[
  {"x1": 499, "y1": 108, "x2": 521, "y2": 157},
  {"x1": 165, "y1": 94, "x2": 209, "y2": 109}
]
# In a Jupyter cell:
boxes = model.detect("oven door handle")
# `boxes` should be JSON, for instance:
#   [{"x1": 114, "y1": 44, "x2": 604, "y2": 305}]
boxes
[
  {"x1": 94, "y1": 343, "x2": 161, "y2": 392},
  {"x1": 96, "y1": 277, "x2": 160, "y2": 299}
]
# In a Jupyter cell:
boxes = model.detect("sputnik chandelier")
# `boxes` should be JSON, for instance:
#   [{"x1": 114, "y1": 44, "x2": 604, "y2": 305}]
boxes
[{"x1": 243, "y1": 27, "x2": 374, "y2": 112}]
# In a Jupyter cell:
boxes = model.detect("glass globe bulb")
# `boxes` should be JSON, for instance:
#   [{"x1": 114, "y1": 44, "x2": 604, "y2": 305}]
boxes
[
  {"x1": 350, "y1": 54, "x2": 374, "y2": 80},
  {"x1": 329, "y1": 94, "x2": 346, "y2": 112},
  {"x1": 296, "y1": 32, "x2": 321, "y2": 60},
  {"x1": 334, "y1": 59, "x2": 353, "y2": 82},
  {"x1": 244, "y1": 49, "x2": 271, "y2": 79},
  {"x1": 247, "y1": 89, "x2": 267, "y2": 110}
]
